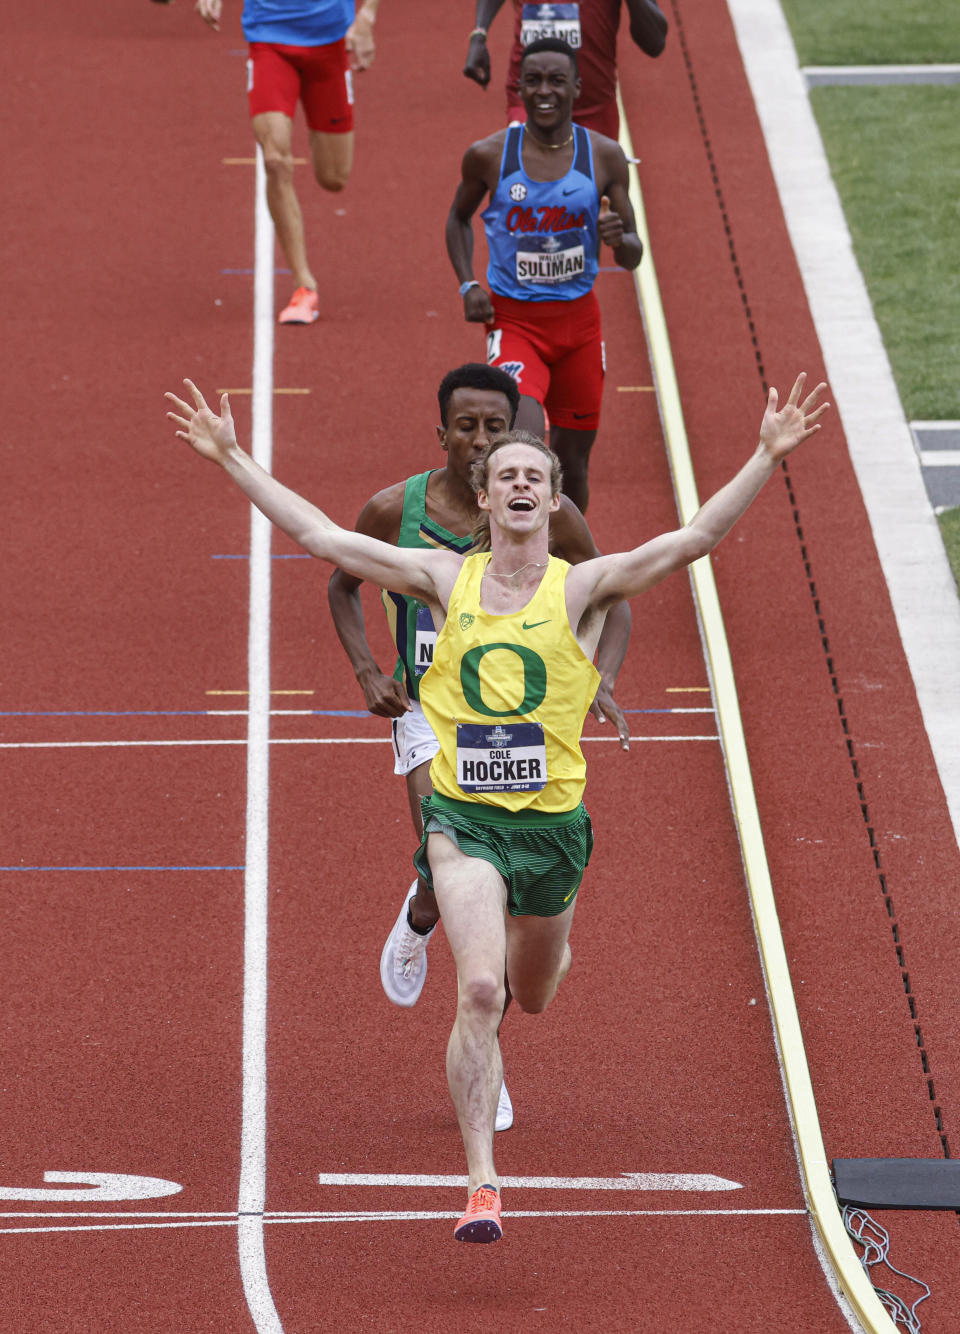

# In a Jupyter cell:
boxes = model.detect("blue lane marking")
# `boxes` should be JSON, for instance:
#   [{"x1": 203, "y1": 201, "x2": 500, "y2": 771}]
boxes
[
  {"x1": 0, "y1": 865, "x2": 245, "y2": 872},
  {"x1": 1, "y1": 710, "x2": 212, "y2": 717},
  {"x1": 0, "y1": 708, "x2": 701, "y2": 718},
  {"x1": 1, "y1": 708, "x2": 703, "y2": 718},
  {"x1": 0, "y1": 709, "x2": 371, "y2": 718},
  {"x1": 623, "y1": 708, "x2": 714, "y2": 714}
]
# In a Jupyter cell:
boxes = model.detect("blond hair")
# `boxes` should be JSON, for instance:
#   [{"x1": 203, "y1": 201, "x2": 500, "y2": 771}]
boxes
[{"x1": 469, "y1": 431, "x2": 564, "y2": 550}]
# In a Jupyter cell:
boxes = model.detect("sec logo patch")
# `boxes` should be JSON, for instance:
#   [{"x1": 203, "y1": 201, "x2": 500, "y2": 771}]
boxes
[{"x1": 509, "y1": 182, "x2": 528, "y2": 201}]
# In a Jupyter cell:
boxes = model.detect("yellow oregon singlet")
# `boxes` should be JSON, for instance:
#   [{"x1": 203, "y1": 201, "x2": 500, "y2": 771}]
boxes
[{"x1": 420, "y1": 553, "x2": 601, "y2": 813}]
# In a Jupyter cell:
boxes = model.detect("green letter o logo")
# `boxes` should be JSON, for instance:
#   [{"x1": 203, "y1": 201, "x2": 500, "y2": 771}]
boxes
[{"x1": 460, "y1": 643, "x2": 547, "y2": 716}]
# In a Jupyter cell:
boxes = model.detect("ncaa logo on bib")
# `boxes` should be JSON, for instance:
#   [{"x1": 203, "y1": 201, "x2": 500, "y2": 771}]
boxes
[{"x1": 509, "y1": 182, "x2": 528, "y2": 201}]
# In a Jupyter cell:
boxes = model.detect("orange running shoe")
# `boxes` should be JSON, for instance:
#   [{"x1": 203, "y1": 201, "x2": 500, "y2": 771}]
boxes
[
  {"x1": 278, "y1": 287, "x2": 319, "y2": 325},
  {"x1": 454, "y1": 1184, "x2": 503, "y2": 1243}
]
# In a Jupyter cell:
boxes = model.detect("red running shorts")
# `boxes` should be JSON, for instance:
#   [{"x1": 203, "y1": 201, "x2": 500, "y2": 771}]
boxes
[
  {"x1": 486, "y1": 290, "x2": 605, "y2": 432},
  {"x1": 247, "y1": 39, "x2": 353, "y2": 133}
]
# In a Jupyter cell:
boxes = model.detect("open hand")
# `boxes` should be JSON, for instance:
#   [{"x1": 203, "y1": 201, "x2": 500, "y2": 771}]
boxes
[
  {"x1": 760, "y1": 374, "x2": 830, "y2": 462},
  {"x1": 165, "y1": 379, "x2": 239, "y2": 465}
]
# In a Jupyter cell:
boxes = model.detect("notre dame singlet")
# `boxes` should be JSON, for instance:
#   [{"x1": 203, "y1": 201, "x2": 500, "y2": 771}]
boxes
[
  {"x1": 419, "y1": 553, "x2": 600, "y2": 814},
  {"x1": 381, "y1": 471, "x2": 475, "y2": 703}
]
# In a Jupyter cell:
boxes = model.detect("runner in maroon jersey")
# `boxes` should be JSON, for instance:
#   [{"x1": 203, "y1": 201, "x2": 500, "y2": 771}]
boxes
[{"x1": 464, "y1": 0, "x2": 667, "y2": 139}]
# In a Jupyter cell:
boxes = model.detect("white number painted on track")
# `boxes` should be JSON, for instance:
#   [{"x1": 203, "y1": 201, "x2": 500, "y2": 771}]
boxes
[{"x1": 0, "y1": 1172, "x2": 183, "y2": 1201}]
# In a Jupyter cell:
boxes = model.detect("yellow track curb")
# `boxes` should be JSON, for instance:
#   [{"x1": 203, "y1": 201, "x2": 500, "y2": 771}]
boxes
[{"x1": 617, "y1": 92, "x2": 895, "y2": 1334}]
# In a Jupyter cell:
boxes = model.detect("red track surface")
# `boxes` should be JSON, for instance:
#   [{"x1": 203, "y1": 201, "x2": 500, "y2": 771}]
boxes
[{"x1": 3, "y1": 1, "x2": 960, "y2": 1330}]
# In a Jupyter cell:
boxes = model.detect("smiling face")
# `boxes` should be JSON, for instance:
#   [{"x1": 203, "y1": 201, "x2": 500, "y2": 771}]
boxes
[
  {"x1": 476, "y1": 440, "x2": 561, "y2": 537},
  {"x1": 438, "y1": 387, "x2": 514, "y2": 483},
  {"x1": 518, "y1": 50, "x2": 581, "y2": 132}
]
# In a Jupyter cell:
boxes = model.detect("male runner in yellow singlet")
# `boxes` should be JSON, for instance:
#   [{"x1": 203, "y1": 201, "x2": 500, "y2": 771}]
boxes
[{"x1": 166, "y1": 371, "x2": 829, "y2": 1244}]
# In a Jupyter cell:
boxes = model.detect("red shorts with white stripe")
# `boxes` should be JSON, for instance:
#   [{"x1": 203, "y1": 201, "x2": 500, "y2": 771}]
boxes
[
  {"x1": 247, "y1": 40, "x2": 354, "y2": 133},
  {"x1": 485, "y1": 290, "x2": 605, "y2": 432}
]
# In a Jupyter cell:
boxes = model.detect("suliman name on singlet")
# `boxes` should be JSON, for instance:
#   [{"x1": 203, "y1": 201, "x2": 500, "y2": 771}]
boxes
[{"x1": 516, "y1": 242, "x2": 586, "y2": 283}]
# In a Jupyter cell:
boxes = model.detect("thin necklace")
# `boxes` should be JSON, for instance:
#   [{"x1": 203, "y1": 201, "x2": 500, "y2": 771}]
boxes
[
  {"x1": 483, "y1": 559, "x2": 549, "y2": 580},
  {"x1": 525, "y1": 127, "x2": 574, "y2": 151}
]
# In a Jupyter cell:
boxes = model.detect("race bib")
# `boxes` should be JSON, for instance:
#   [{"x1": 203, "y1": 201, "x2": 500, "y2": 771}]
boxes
[
  {"x1": 413, "y1": 604, "x2": 436, "y2": 677},
  {"x1": 520, "y1": 3, "x2": 582, "y2": 49},
  {"x1": 456, "y1": 722, "x2": 547, "y2": 793},
  {"x1": 516, "y1": 232, "x2": 585, "y2": 284}
]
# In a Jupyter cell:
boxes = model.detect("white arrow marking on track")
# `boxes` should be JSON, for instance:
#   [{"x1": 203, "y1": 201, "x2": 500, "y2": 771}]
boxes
[
  {"x1": 0, "y1": 1172, "x2": 183, "y2": 1201},
  {"x1": 317, "y1": 1173, "x2": 742, "y2": 1192}
]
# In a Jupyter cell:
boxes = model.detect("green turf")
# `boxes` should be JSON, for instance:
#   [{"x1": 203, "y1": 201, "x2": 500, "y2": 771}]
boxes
[
  {"x1": 780, "y1": 0, "x2": 960, "y2": 66},
  {"x1": 810, "y1": 86, "x2": 960, "y2": 421},
  {"x1": 939, "y1": 508, "x2": 960, "y2": 593}
]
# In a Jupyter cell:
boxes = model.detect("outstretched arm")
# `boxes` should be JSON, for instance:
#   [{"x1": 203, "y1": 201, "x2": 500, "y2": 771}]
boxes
[
  {"x1": 165, "y1": 381, "x2": 457, "y2": 605},
  {"x1": 577, "y1": 375, "x2": 830, "y2": 609}
]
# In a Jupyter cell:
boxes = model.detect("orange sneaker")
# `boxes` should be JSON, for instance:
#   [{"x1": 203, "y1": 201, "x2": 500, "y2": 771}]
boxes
[
  {"x1": 278, "y1": 287, "x2": 319, "y2": 325},
  {"x1": 454, "y1": 1184, "x2": 502, "y2": 1243}
]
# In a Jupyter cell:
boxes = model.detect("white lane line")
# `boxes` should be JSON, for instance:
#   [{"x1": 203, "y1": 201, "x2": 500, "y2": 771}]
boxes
[
  {"x1": 0, "y1": 1208, "x2": 806, "y2": 1235},
  {"x1": 729, "y1": 0, "x2": 960, "y2": 848},
  {"x1": 0, "y1": 735, "x2": 719, "y2": 751},
  {"x1": 803, "y1": 63, "x2": 960, "y2": 86},
  {"x1": 235, "y1": 146, "x2": 284, "y2": 1334},
  {"x1": 315, "y1": 1172, "x2": 741, "y2": 1191},
  {"x1": 919, "y1": 452, "x2": 960, "y2": 468}
]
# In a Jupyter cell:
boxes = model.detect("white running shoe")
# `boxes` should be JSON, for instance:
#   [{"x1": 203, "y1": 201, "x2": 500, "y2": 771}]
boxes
[
  {"x1": 495, "y1": 1079, "x2": 514, "y2": 1132},
  {"x1": 380, "y1": 881, "x2": 436, "y2": 1007}
]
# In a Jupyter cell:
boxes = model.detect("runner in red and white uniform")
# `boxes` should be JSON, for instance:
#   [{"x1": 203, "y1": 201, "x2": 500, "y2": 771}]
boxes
[
  {"x1": 195, "y1": 0, "x2": 382, "y2": 325},
  {"x1": 447, "y1": 38, "x2": 643, "y2": 512},
  {"x1": 463, "y1": 0, "x2": 667, "y2": 139}
]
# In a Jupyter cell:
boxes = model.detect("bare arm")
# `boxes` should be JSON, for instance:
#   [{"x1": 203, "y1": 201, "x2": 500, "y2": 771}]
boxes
[
  {"x1": 165, "y1": 381, "x2": 460, "y2": 606},
  {"x1": 624, "y1": 0, "x2": 668, "y2": 56},
  {"x1": 573, "y1": 375, "x2": 830, "y2": 612},
  {"x1": 446, "y1": 141, "x2": 500, "y2": 324},
  {"x1": 327, "y1": 489, "x2": 415, "y2": 718},
  {"x1": 463, "y1": 0, "x2": 509, "y2": 87},
  {"x1": 593, "y1": 140, "x2": 643, "y2": 271},
  {"x1": 552, "y1": 497, "x2": 632, "y2": 750}
]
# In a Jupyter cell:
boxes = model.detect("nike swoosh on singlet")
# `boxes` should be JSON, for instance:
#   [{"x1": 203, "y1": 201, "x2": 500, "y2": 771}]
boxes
[{"x1": 522, "y1": 619, "x2": 551, "y2": 630}]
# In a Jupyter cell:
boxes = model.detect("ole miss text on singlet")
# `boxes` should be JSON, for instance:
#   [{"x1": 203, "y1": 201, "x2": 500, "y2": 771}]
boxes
[{"x1": 482, "y1": 124, "x2": 600, "y2": 303}]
